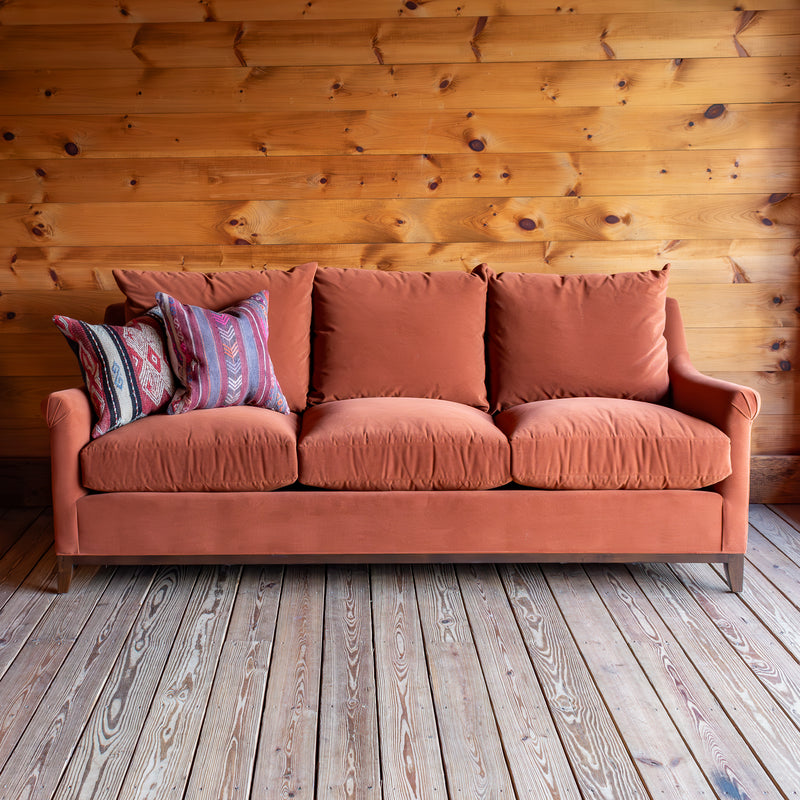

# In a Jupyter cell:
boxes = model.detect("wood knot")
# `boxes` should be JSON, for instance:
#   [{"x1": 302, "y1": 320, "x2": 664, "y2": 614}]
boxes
[
  {"x1": 704, "y1": 104, "x2": 725, "y2": 119},
  {"x1": 780, "y1": 360, "x2": 792, "y2": 371},
  {"x1": 3, "y1": 132, "x2": 15, "y2": 141},
  {"x1": 35, "y1": 168, "x2": 47, "y2": 177},
  {"x1": 762, "y1": 218, "x2": 774, "y2": 226},
  {"x1": 518, "y1": 218, "x2": 536, "y2": 231},
  {"x1": 64, "y1": 142, "x2": 80, "y2": 156},
  {"x1": 468, "y1": 139, "x2": 485, "y2": 152},
  {"x1": 769, "y1": 193, "x2": 788, "y2": 204},
  {"x1": 439, "y1": 78, "x2": 450, "y2": 90},
  {"x1": 405, "y1": 1, "x2": 417, "y2": 7},
  {"x1": 605, "y1": 215, "x2": 621, "y2": 224},
  {"x1": 234, "y1": 238, "x2": 251, "y2": 245}
]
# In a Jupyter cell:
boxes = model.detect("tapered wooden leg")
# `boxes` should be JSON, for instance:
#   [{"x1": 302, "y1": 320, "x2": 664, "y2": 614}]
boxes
[
  {"x1": 57, "y1": 557, "x2": 73, "y2": 593},
  {"x1": 724, "y1": 554, "x2": 744, "y2": 593}
]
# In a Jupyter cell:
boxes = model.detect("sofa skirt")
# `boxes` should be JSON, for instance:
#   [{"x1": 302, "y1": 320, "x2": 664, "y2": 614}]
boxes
[{"x1": 68, "y1": 488, "x2": 725, "y2": 560}]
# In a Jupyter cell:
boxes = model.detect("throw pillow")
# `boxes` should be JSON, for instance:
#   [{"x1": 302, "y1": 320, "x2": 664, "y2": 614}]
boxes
[
  {"x1": 487, "y1": 266, "x2": 671, "y2": 412},
  {"x1": 156, "y1": 290, "x2": 289, "y2": 415},
  {"x1": 113, "y1": 263, "x2": 317, "y2": 411},
  {"x1": 53, "y1": 311, "x2": 175, "y2": 438}
]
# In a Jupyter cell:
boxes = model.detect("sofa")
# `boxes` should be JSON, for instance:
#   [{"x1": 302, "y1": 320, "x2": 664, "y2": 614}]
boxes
[{"x1": 43, "y1": 262, "x2": 760, "y2": 594}]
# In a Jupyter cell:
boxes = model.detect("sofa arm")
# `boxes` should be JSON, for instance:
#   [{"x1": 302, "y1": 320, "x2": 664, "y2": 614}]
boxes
[
  {"x1": 41, "y1": 388, "x2": 92, "y2": 558},
  {"x1": 668, "y1": 353, "x2": 760, "y2": 555}
]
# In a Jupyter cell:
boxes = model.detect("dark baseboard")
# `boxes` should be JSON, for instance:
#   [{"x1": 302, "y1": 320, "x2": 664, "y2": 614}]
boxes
[
  {"x1": 0, "y1": 458, "x2": 51, "y2": 507},
  {"x1": 1, "y1": 455, "x2": 798, "y2": 508}
]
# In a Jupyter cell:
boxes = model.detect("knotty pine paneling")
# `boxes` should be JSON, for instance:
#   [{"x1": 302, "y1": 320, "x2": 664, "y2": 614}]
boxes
[
  {"x1": 0, "y1": 2, "x2": 797, "y2": 498},
  {"x1": 2, "y1": 1, "x2": 800, "y2": 25},
  {"x1": 2, "y1": 59, "x2": 798, "y2": 115},
  {"x1": 3, "y1": 106, "x2": 798, "y2": 159},
  {"x1": 1, "y1": 13, "x2": 798, "y2": 69},
  {"x1": 2, "y1": 150, "x2": 797, "y2": 203},
  {"x1": 1, "y1": 195, "x2": 797, "y2": 246}
]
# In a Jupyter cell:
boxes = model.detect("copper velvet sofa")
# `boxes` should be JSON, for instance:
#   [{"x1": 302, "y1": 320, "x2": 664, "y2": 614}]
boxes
[{"x1": 43, "y1": 263, "x2": 759, "y2": 593}]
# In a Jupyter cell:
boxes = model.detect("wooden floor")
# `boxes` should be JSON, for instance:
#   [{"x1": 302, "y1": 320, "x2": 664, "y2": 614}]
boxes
[{"x1": 0, "y1": 507, "x2": 799, "y2": 799}]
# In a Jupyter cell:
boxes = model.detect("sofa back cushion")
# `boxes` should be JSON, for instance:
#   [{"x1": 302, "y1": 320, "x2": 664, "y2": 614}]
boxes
[
  {"x1": 113, "y1": 263, "x2": 316, "y2": 411},
  {"x1": 487, "y1": 267, "x2": 670, "y2": 412},
  {"x1": 310, "y1": 266, "x2": 490, "y2": 409}
]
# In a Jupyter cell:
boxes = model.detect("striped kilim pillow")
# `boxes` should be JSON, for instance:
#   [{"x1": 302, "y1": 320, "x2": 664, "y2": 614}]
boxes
[
  {"x1": 156, "y1": 290, "x2": 289, "y2": 415},
  {"x1": 53, "y1": 312, "x2": 175, "y2": 438}
]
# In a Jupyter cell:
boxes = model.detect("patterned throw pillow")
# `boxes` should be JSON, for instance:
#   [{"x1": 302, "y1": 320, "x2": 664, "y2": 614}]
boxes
[
  {"x1": 53, "y1": 312, "x2": 175, "y2": 438},
  {"x1": 156, "y1": 290, "x2": 289, "y2": 415}
]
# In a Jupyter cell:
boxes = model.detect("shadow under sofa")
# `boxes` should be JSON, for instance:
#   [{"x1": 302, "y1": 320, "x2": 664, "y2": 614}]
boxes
[{"x1": 43, "y1": 264, "x2": 760, "y2": 593}]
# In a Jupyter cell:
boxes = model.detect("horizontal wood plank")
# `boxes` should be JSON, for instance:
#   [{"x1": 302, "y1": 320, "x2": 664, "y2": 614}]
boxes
[
  {"x1": 750, "y1": 457, "x2": 800, "y2": 503},
  {"x1": 3, "y1": 240, "x2": 798, "y2": 292},
  {"x1": 1, "y1": 58, "x2": 798, "y2": 115},
  {"x1": 751, "y1": 415, "x2": 800, "y2": 455},
  {"x1": 0, "y1": 195, "x2": 796, "y2": 247},
  {"x1": 2, "y1": 0, "x2": 799, "y2": 25},
  {"x1": 0, "y1": 13, "x2": 797, "y2": 69},
  {"x1": 683, "y1": 327, "x2": 796, "y2": 372},
  {"x1": 2, "y1": 105, "x2": 798, "y2": 159},
  {"x1": 3, "y1": 150, "x2": 797, "y2": 204}
]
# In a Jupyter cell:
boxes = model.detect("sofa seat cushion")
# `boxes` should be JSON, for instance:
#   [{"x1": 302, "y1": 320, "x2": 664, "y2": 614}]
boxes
[
  {"x1": 81, "y1": 406, "x2": 300, "y2": 492},
  {"x1": 298, "y1": 397, "x2": 510, "y2": 490},
  {"x1": 495, "y1": 397, "x2": 731, "y2": 490}
]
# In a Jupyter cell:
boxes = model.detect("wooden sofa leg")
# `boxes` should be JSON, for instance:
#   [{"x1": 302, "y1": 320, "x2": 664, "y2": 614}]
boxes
[
  {"x1": 57, "y1": 557, "x2": 74, "y2": 593},
  {"x1": 724, "y1": 554, "x2": 744, "y2": 593}
]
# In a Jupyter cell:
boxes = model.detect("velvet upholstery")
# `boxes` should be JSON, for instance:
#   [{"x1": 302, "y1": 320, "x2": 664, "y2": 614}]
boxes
[
  {"x1": 496, "y1": 397, "x2": 731, "y2": 490},
  {"x1": 310, "y1": 265, "x2": 490, "y2": 409},
  {"x1": 43, "y1": 280, "x2": 758, "y2": 595},
  {"x1": 487, "y1": 266, "x2": 670, "y2": 411},
  {"x1": 73, "y1": 489, "x2": 724, "y2": 559},
  {"x1": 298, "y1": 397, "x2": 510, "y2": 490},
  {"x1": 81, "y1": 407, "x2": 299, "y2": 492}
]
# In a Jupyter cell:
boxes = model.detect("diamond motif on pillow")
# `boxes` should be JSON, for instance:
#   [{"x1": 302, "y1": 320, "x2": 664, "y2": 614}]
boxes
[
  {"x1": 156, "y1": 290, "x2": 289, "y2": 415},
  {"x1": 53, "y1": 311, "x2": 175, "y2": 438}
]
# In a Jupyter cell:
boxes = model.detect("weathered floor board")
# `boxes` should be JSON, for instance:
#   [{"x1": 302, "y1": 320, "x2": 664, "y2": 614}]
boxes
[{"x1": 0, "y1": 506, "x2": 799, "y2": 799}]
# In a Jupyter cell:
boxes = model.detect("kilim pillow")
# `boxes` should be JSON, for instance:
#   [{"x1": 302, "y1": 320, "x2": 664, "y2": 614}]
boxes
[
  {"x1": 53, "y1": 311, "x2": 175, "y2": 438},
  {"x1": 156, "y1": 290, "x2": 289, "y2": 415}
]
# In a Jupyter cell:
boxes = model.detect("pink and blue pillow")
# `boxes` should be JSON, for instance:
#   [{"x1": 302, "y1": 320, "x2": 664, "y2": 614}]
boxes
[
  {"x1": 155, "y1": 290, "x2": 289, "y2": 415},
  {"x1": 53, "y1": 312, "x2": 175, "y2": 438}
]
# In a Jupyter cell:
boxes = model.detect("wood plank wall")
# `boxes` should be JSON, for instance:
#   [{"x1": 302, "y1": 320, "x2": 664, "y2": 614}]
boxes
[{"x1": 0, "y1": 0, "x2": 798, "y2": 500}]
